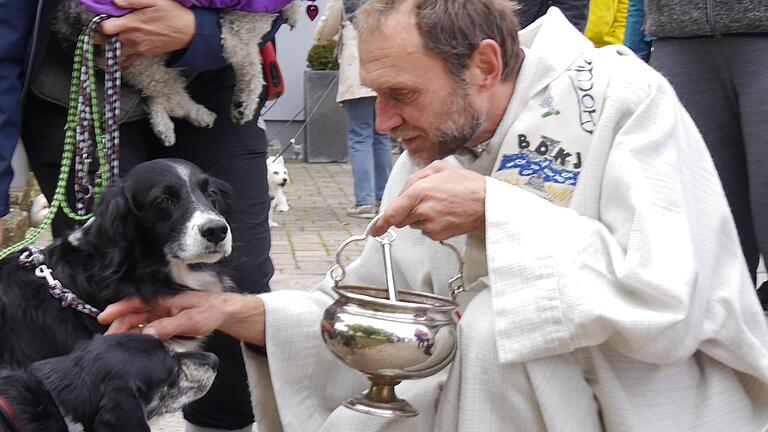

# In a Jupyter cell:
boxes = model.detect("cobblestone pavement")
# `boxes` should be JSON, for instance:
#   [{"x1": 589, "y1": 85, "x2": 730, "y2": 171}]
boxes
[
  {"x1": 151, "y1": 160, "x2": 372, "y2": 432},
  {"x1": 268, "y1": 161, "x2": 372, "y2": 291}
]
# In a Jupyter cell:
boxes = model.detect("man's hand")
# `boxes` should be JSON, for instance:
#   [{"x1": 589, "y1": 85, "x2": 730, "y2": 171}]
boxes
[
  {"x1": 98, "y1": 291, "x2": 267, "y2": 346},
  {"x1": 371, "y1": 161, "x2": 486, "y2": 241},
  {"x1": 97, "y1": 0, "x2": 195, "y2": 67}
]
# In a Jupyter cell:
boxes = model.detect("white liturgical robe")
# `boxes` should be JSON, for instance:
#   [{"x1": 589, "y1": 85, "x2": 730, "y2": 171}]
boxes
[{"x1": 244, "y1": 8, "x2": 768, "y2": 432}]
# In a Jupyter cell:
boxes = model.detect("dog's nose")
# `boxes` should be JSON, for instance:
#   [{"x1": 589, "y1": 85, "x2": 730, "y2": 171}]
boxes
[
  {"x1": 280, "y1": 179, "x2": 288, "y2": 186},
  {"x1": 199, "y1": 221, "x2": 228, "y2": 244}
]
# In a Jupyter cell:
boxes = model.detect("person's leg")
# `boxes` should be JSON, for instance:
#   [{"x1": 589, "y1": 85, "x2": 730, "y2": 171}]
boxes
[
  {"x1": 727, "y1": 34, "x2": 768, "y2": 307},
  {"x1": 21, "y1": 92, "x2": 151, "y2": 237},
  {"x1": 345, "y1": 97, "x2": 376, "y2": 207},
  {"x1": 651, "y1": 38, "x2": 758, "y2": 278},
  {"x1": 369, "y1": 98, "x2": 392, "y2": 203},
  {"x1": 153, "y1": 68, "x2": 273, "y2": 431}
]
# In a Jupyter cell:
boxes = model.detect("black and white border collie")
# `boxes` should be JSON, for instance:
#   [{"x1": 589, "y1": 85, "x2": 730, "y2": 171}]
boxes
[
  {"x1": 0, "y1": 158, "x2": 234, "y2": 367},
  {"x1": 0, "y1": 334, "x2": 218, "y2": 432}
]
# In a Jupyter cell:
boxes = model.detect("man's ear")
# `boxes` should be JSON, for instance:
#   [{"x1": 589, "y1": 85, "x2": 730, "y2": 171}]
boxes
[
  {"x1": 467, "y1": 39, "x2": 504, "y2": 90},
  {"x1": 92, "y1": 384, "x2": 151, "y2": 432}
]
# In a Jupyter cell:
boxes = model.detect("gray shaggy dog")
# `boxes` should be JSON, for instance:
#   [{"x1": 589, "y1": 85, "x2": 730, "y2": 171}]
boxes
[{"x1": 56, "y1": 1, "x2": 301, "y2": 146}]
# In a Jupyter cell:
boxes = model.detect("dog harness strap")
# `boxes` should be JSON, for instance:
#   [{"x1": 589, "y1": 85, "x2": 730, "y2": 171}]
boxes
[
  {"x1": 0, "y1": 396, "x2": 24, "y2": 432},
  {"x1": 18, "y1": 247, "x2": 102, "y2": 319}
]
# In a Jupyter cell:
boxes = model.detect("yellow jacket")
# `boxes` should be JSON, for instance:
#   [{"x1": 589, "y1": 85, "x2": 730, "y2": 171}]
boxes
[{"x1": 584, "y1": 0, "x2": 629, "y2": 47}]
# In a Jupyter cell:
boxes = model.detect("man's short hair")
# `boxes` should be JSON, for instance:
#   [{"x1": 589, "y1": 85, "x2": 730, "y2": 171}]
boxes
[{"x1": 355, "y1": 0, "x2": 522, "y2": 83}]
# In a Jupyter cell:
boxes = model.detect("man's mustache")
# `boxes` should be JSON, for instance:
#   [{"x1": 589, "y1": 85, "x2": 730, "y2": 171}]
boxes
[{"x1": 390, "y1": 126, "x2": 426, "y2": 141}]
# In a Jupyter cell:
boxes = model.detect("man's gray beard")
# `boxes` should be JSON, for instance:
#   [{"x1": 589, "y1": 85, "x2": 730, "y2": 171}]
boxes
[{"x1": 424, "y1": 99, "x2": 484, "y2": 165}]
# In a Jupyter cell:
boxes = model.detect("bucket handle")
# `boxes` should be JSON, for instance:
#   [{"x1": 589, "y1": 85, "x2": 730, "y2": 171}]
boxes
[{"x1": 329, "y1": 214, "x2": 465, "y2": 300}]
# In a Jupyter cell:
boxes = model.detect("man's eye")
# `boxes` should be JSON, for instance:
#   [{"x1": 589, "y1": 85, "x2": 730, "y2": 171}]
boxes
[
  {"x1": 207, "y1": 189, "x2": 219, "y2": 199},
  {"x1": 391, "y1": 90, "x2": 415, "y2": 103}
]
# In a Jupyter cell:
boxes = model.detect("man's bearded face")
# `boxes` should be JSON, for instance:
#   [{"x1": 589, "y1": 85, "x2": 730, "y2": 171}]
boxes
[{"x1": 389, "y1": 82, "x2": 484, "y2": 167}]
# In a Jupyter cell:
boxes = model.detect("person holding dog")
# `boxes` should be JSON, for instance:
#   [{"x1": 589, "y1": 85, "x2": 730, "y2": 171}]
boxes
[
  {"x1": 100, "y1": 0, "x2": 768, "y2": 430},
  {"x1": 314, "y1": 0, "x2": 393, "y2": 220},
  {"x1": 5, "y1": 0, "x2": 290, "y2": 431}
]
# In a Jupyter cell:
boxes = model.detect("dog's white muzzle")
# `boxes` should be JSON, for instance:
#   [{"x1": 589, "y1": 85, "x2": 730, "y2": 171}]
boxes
[{"x1": 167, "y1": 210, "x2": 232, "y2": 263}]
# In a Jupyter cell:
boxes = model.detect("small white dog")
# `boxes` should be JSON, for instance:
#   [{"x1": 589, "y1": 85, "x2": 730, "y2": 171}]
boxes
[
  {"x1": 267, "y1": 156, "x2": 290, "y2": 227},
  {"x1": 56, "y1": 1, "x2": 303, "y2": 147}
]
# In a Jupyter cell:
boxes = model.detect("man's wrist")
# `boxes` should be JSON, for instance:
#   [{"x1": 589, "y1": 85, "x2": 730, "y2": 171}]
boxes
[{"x1": 218, "y1": 293, "x2": 266, "y2": 347}]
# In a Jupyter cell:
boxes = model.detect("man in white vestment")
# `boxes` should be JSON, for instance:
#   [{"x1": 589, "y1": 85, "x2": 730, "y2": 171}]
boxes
[{"x1": 100, "y1": 1, "x2": 768, "y2": 430}]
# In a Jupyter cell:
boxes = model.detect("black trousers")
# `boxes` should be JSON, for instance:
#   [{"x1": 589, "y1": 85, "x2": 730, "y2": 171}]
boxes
[
  {"x1": 21, "y1": 67, "x2": 272, "y2": 429},
  {"x1": 651, "y1": 35, "x2": 768, "y2": 309}
]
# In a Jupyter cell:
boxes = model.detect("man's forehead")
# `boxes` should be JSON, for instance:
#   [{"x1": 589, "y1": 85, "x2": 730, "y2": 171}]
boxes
[{"x1": 358, "y1": 3, "x2": 424, "y2": 87}]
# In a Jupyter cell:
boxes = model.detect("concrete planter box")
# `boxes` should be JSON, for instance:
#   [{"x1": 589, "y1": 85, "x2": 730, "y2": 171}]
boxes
[{"x1": 303, "y1": 70, "x2": 348, "y2": 163}]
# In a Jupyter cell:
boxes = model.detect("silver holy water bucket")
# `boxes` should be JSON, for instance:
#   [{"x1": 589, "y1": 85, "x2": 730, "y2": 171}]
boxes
[{"x1": 320, "y1": 216, "x2": 465, "y2": 418}]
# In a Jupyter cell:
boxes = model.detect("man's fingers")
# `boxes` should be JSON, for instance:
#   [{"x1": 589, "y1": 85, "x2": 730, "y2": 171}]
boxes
[
  {"x1": 113, "y1": 0, "x2": 159, "y2": 10},
  {"x1": 370, "y1": 190, "x2": 420, "y2": 237},
  {"x1": 402, "y1": 169, "x2": 433, "y2": 193},
  {"x1": 142, "y1": 309, "x2": 210, "y2": 340},
  {"x1": 401, "y1": 161, "x2": 448, "y2": 193},
  {"x1": 98, "y1": 297, "x2": 148, "y2": 324},
  {"x1": 99, "y1": 17, "x2": 129, "y2": 36},
  {"x1": 104, "y1": 312, "x2": 150, "y2": 335},
  {"x1": 380, "y1": 162, "x2": 451, "y2": 235}
]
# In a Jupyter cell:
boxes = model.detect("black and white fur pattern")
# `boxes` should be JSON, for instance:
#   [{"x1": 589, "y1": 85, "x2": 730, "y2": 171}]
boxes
[
  {"x1": 55, "y1": 1, "x2": 302, "y2": 147},
  {"x1": 0, "y1": 334, "x2": 218, "y2": 432},
  {"x1": 0, "y1": 158, "x2": 234, "y2": 368},
  {"x1": 267, "y1": 155, "x2": 290, "y2": 227}
]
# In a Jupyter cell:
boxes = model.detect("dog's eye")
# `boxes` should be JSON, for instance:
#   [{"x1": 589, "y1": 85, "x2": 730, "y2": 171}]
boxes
[
  {"x1": 154, "y1": 196, "x2": 172, "y2": 208},
  {"x1": 273, "y1": 171, "x2": 280, "y2": 175}
]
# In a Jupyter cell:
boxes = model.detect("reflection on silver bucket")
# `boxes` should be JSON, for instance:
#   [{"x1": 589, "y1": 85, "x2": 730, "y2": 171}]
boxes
[{"x1": 320, "y1": 215, "x2": 465, "y2": 418}]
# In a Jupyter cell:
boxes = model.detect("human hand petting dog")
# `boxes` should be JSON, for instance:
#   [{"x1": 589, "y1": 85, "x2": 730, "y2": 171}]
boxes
[
  {"x1": 98, "y1": 291, "x2": 267, "y2": 346},
  {"x1": 97, "y1": 0, "x2": 195, "y2": 67},
  {"x1": 371, "y1": 161, "x2": 486, "y2": 241}
]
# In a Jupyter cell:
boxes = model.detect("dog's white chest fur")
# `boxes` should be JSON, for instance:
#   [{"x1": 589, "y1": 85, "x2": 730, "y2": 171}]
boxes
[
  {"x1": 168, "y1": 261, "x2": 232, "y2": 292},
  {"x1": 165, "y1": 262, "x2": 232, "y2": 352}
]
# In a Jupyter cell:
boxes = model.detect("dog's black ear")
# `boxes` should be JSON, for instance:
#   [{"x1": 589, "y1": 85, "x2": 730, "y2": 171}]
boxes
[
  {"x1": 76, "y1": 182, "x2": 139, "y2": 274},
  {"x1": 88, "y1": 182, "x2": 137, "y2": 242},
  {"x1": 208, "y1": 176, "x2": 233, "y2": 217},
  {"x1": 92, "y1": 383, "x2": 150, "y2": 432}
]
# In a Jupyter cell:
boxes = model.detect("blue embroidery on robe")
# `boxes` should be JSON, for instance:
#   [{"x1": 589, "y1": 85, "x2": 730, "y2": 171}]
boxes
[{"x1": 496, "y1": 153, "x2": 580, "y2": 185}]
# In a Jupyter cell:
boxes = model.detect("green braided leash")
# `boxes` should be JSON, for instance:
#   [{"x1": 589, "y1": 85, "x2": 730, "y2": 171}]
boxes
[{"x1": 0, "y1": 15, "x2": 121, "y2": 260}]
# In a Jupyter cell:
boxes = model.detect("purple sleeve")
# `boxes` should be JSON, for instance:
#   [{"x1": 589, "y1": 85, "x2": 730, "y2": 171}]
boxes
[
  {"x1": 223, "y1": 0, "x2": 293, "y2": 12},
  {"x1": 78, "y1": 0, "x2": 132, "y2": 16},
  {"x1": 80, "y1": 0, "x2": 293, "y2": 15},
  {"x1": 173, "y1": 0, "x2": 295, "y2": 13}
]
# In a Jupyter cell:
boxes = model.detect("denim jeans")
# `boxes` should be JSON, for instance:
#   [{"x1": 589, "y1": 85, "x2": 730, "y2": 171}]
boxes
[{"x1": 345, "y1": 96, "x2": 392, "y2": 206}]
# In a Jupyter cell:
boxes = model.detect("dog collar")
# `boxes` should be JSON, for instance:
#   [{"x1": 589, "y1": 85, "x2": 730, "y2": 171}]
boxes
[
  {"x1": 18, "y1": 247, "x2": 101, "y2": 319},
  {"x1": 0, "y1": 395, "x2": 24, "y2": 432}
]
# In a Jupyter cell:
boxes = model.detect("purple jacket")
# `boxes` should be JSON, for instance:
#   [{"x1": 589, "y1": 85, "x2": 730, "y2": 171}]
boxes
[{"x1": 79, "y1": 0, "x2": 292, "y2": 16}]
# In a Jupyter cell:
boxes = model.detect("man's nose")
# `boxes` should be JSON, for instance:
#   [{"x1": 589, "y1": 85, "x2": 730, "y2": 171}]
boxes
[{"x1": 375, "y1": 97, "x2": 404, "y2": 134}]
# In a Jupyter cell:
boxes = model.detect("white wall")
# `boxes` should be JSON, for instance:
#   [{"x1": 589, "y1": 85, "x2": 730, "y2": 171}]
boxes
[{"x1": 265, "y1": 0, "x2": 330, "y2": 122}]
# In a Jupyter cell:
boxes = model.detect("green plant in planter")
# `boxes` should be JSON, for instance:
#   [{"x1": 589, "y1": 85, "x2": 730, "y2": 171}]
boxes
[{"x1": 306, "y1": 40, "x2": 340, "y2": 71}]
